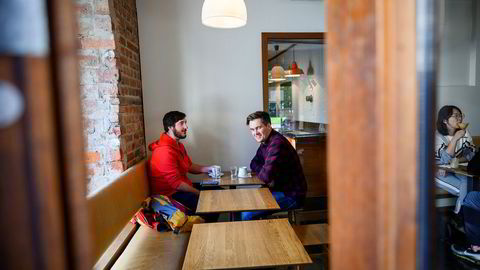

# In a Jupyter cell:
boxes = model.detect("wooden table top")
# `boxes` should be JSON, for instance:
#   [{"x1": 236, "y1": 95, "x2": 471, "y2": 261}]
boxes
[
  {"x1": 200, "y1": 172, "x2": 265, "y2": 187},
  {"x1": 182, "y1": 219, "x2": 312, "y2": 270},
  {"x1": 196, "y1": 188, "x2": 280, "y2": 214},
  {"x1": 438, "y1": 164, "x2": 480, "y2": 179}
]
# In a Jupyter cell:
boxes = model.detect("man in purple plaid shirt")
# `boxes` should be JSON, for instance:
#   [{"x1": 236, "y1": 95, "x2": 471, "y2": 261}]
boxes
[{"x1": 242, "y1": 111, "x2": 307, "y2": 220}]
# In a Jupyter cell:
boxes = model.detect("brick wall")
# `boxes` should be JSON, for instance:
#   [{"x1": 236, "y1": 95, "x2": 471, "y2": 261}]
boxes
[
  {"x1": 76, "y1": 0, "x2": 145, "y2": 194},
  {"x1": 109, "y1": 0, "x2": 146, "y2": 169}
]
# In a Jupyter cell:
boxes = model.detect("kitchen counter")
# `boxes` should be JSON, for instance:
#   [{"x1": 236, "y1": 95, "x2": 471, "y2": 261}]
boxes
[
  {"x1": 278, "y1": 129, "x2": 328, "y2": 197},
  {"x1": 278, "y1": 129, "x2": 327, "y2": 139}
]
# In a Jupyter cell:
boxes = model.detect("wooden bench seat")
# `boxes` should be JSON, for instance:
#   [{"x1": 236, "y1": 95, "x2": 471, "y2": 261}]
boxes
[
  {"x1": 88, "y1": 159, "x2": 190, "y2": 270},
  {"x1": 112, "y1": 226, "x2": 190, "y2": 270},
  {"x1": 88, "y1": 160, "x2": 150, "y2": 269},
  {"x1": 293, "y1": 223, "x2": 328, "y2": 246}
]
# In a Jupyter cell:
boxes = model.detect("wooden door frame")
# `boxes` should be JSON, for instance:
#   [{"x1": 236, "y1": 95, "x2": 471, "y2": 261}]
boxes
[
  {"x1": 0, "y1": 0, "x2": 91, "y2": 269},
  {"x1": 261, "y1": 32, "x2": 325, "y2": 112}
]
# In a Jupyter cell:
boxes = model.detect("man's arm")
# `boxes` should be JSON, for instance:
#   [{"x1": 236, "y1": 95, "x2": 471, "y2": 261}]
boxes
[
  {"x1": 189, "y1": 163, "x2": 212, "y2": 174},
  {"x1": 177, "y1": 182, "x2": 200, "y2": 195},
  {"x1": 256, "y1": 141, "x2": 284, "y2": 185},
  {"x1": 250, "y1": 148, "x2": 265, "y2": 173}
]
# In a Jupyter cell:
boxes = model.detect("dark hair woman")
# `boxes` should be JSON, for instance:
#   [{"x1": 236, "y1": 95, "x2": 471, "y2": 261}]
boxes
[{"x1": 435, "y1": 105, "x2": 476, "y2": 214}]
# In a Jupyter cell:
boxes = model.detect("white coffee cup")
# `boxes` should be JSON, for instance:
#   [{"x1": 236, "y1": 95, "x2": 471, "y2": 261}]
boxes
[
  {"x1": 238, "y1": 166, "x2": 248, "y2": 177},
  {"x1": 210, "y1": 165, "x2": 221, "y2": 178}
]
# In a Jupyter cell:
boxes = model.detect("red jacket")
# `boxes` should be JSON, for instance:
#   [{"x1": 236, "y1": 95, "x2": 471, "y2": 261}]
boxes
[{"x1": 148, "y1": 133, "x2": 193, "y2": 197}]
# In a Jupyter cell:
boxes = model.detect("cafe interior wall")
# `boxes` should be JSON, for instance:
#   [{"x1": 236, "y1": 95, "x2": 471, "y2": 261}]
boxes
[
  {"x1": 292, "y1": 46, "x2": 326, "y2": 124},
  {"x1": 437, "y1": 0, "x2": 480, "y2": 136},
  {"x1": 136, "y1": 0, "x2": 325, "y2": 169}
]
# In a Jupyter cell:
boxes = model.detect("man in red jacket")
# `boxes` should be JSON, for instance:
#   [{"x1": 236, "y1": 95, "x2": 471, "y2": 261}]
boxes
[{"x1": 148, "y1": 111, "x2": 214, "y2": 213}]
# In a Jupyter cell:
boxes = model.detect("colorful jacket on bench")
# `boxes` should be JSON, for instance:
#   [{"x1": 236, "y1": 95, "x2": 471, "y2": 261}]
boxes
[
  {"x1": 132, "y1": 196, "x2": 204, "y2": 233},
  {"x1": 148, "y1": 133, "x2": 193, "y2": 197}
]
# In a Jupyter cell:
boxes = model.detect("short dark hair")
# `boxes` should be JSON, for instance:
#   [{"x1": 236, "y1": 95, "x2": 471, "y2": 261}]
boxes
[
  {"x1": 246, "y1": 111, "x2": 271, "y2": 125},
  {"x1": 163, "y1": 111, "x2": 186, "y2": 132},
  {"x1": 436, "y1": 105, "x2": 462, "y2": 135}
]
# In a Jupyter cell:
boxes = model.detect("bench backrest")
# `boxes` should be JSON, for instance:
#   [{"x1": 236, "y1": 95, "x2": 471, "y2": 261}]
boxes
[
  {"x1": 87, "y1": 159, "x2": 150, "y2": 267},
  {"x1": 473, "y1": 136, "x2": 480, "y2": 147}
]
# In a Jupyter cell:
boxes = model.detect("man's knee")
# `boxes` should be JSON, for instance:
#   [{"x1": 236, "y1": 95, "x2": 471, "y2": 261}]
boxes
[{"x1": 464, "y1": 191, "x2": 480, "y2": 208}]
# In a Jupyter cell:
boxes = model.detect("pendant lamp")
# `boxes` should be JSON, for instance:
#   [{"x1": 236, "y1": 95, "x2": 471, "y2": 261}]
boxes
[
  {"x1": 270, "y1": 45, "x2": 286, "y2": 82},
  {"x1": 202, "y1": 0, "x2": 247, "y2": 29},
  {"x1": 285, "y1": 45, "x2": 304, "y2": 78},
  {"x1": 271, "y1": 65, "x2": 286, "y2": 82}
]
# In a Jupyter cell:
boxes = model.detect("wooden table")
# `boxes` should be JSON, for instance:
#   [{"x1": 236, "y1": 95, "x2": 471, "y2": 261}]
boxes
[
  {"x1": 182, "y1": 219, "x2": 312, "y2": 269},
  {"x1": 437, "y1": 164, "x2": 480, "y2": 190},
  {"x1": 196, "y1": 188, "x2": 280, "y2": 214},
  {"x1": 438, "y1": 164, "x2": 478, "y2": 179},
  {"x1": 199, "y1": 172, "x2": 265, "y2": 188}
]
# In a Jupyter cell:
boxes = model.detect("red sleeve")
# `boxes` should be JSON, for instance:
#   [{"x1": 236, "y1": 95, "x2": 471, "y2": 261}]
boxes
[{"x1": 150, "y1": 148, "x2": 190, "y2": 190}]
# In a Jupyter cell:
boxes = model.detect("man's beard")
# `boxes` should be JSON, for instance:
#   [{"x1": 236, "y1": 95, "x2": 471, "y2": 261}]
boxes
[{"x1": 173, "y1": 129, "x2": 186, "y2": 139}]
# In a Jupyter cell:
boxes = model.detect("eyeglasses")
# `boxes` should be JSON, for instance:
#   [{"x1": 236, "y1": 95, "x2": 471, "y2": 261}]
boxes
[{"x1": 450, "y1": 113, "x2": 465, "y2": 120}]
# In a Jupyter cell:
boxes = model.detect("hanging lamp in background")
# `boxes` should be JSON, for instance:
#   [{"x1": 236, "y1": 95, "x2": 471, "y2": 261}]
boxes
[
  {"x1": 285, "y1": 45, "x2": 304, "y2": 78},
  {"x1": 202, "y1": 0, "x2": 247, "y2": 29},
  {"x1": 270, "y1": 45, "x2": 286, "y2": 82}
]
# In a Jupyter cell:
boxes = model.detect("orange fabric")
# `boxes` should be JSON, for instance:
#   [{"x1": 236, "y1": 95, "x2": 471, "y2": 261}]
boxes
[{"x1": 148, "y1": 133, "x2": 193, "y2": 196}]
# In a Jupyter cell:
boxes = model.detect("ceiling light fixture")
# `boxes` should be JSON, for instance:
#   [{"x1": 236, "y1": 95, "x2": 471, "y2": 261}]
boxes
[
  {"x1": 270, "y1": 45, "x2": 286, "y2": 82},
  {"x1": 285, "y1": 45, "x2": 304, "y2": 78},
  {"x1": 201, "y1": 0, "x2": 247, "y2": 29}
]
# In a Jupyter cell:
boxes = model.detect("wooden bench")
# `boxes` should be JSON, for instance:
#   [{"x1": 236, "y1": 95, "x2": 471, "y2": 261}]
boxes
[
  {"x1": 293, "y1": 224, "x2": 329, "y2": 269},
  {"x1": 293, "y1": 223, "x2": 328, "y2": 247},
  {"x1": 473, "y1": 135, "x2": 480, "y2": 148},
  {"x1": 88, "y1": 159, "x2": 189, "y2": 270}
]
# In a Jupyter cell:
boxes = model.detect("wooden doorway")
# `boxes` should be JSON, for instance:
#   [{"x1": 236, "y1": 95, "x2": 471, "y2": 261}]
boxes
[
  {"x1": 326, "y1": 0, "x2": 430, "y2": 269},
  {"x1": 0, "y1": 0, "x2": 91, "y2": 269}
]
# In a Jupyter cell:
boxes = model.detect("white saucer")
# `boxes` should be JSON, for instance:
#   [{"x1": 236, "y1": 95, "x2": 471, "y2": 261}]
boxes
[
  {"x1": 238, "y1": 173, "x2": 252, "y2": 178},
  {"x1": 208, "y1": 172, "x2": 224, "y2": 178}
]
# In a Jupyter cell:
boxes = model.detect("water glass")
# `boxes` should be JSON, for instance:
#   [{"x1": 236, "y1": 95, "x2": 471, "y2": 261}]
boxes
[{"x1": 230, "y1": 166, "x2": 238, "y2": 179}]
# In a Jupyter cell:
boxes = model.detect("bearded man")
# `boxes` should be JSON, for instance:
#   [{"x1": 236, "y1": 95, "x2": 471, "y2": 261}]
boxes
[{"x1": 148, "y1": 111, "x2": 215, "y2": 212}]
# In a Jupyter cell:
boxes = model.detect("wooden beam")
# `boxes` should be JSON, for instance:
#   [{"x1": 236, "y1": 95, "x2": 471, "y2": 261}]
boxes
[{"x1": 327, "y1": 0, "x2": 417, "y2": 269}]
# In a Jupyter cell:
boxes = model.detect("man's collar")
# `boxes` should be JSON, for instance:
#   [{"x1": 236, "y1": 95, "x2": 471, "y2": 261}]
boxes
[{"x1": 261, "y1": 128, "x2": 276, "y2": 145}]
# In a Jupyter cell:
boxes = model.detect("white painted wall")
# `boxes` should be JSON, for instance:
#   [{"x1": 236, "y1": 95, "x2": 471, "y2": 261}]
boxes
[
  {"x1": 437, "y1": 0, "x2": 480, "y2": 136},
  {"x1": 291, "y1": 46, "x2": 326, "y2": 123},
  {"x1": 137, "y1": 0, "x2": 325, "y2": 169}
]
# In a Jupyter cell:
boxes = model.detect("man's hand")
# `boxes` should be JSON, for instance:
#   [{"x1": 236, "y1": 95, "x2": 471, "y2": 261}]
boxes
[
  {"x1": 177, "y1": 182, "x2": 200, "y2": 195},
  {"x1": 190, "y1": 163, "x2": 212, "y2": 174}
]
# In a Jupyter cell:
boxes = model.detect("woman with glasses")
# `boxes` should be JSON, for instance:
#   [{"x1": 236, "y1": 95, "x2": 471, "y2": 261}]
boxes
[{"x1": 435, "y1": 105, "x2": 476, "y2": 213}]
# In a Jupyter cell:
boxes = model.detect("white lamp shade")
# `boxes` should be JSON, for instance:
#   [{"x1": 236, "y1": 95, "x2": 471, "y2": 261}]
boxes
[{"x1": 202, "y1": 0, "x2": 247, "y2": 29}]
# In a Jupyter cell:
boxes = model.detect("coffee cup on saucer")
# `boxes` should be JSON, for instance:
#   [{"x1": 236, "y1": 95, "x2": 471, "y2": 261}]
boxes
[
  {"x1": 238, "y1": 166, "x2": 248, "y2": 178},
  {"x1": 210, "y1": 165, "x2": 221, "y2": 178}
]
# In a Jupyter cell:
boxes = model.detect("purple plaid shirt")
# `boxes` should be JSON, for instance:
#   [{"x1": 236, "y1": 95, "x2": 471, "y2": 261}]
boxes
[{"x1": 250, "y1": 129, "x2": 307, "y2": 199}]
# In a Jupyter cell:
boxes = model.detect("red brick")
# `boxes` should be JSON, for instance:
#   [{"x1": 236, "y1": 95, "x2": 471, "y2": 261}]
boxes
[
  {"x1": 76, "y1": 3, "x2": 93, "y2": 17},
  {"x1": 111, "y1": 161, "x2": 124, "y2": 171},
  {"x1": 85, "y1": 151, "x2": 100, "y2": 163},
  {"x1": 95, "y1": 0, "x2": 110, "y2": 15},
  {"x1": 111, "y1": 149, "x2": 122, "y2": 161},
  {"x1": 78, "y1": 55, "x2": 99, "y2": 67},
  {"x1": 80, "y1": 38, "x2": 115, "y2": 49}
]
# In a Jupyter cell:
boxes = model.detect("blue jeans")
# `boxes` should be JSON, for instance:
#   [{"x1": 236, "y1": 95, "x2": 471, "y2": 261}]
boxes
[
  {"x1": 171, "y1": 187, "x2": 221, "y2": 222},
  {"x1": 463, "y1": 191, "x2": 480, "y2": 246},
  {"x1": 241, "y1": 191, "x2": 300, "y2": 221},
  {"x1": 436, "y1": 173, "x2": 471, "y2": 213},
  {"x1": 171, "y1": 191, "x2": 198, "y2": 215}
]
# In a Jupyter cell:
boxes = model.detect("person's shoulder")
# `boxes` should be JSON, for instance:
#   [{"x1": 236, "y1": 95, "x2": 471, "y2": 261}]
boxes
[
  {"x1": 151, "y1": 144, "x2": 178, "y2": 159},
  {"x1": 269, "y1": 131, "x2": 291, "y2": 147},
  {"x1": 435, "y1": 131, "x2": 448, "y2": 143}
]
